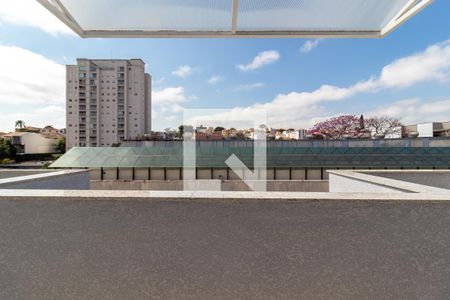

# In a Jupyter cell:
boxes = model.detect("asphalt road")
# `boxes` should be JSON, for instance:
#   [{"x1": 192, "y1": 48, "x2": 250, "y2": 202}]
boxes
[{"x1": 1, "y1": 199, "x2": 449, "y2": 299}]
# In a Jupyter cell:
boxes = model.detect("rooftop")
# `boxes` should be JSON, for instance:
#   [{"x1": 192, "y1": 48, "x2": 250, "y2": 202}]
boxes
[{"x1": 37, "y1": 0, "x2": 432, "y2": 38}]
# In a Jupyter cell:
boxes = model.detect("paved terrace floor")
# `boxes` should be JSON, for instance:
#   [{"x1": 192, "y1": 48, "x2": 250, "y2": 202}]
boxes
[{"x1": 1, "y1": 191, "x2": 450, "y2": 299}]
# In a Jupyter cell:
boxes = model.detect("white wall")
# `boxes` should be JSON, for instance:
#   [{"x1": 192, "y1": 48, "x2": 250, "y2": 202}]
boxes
[{"x1": 22, "y1": 133, "x2": 56, "y2": 154}]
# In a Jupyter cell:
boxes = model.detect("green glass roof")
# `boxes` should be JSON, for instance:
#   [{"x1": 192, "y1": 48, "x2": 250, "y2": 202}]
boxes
[{"x1": 50, "y1": 146, "x2": 450, "y2": 169}]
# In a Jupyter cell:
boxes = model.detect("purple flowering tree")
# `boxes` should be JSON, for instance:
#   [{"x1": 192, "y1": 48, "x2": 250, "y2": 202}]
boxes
[{"x1": 308, "y1": 115, "x2": 364, "y2": 139}]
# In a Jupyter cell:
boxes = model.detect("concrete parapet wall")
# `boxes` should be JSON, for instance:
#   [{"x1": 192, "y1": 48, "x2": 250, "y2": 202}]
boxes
[
  {"x1": 329, "y1": 170, "x2": 450, "y2": 194},
  {"x1": 90, "y1": 179, "x2": 329, "y2": 192}
]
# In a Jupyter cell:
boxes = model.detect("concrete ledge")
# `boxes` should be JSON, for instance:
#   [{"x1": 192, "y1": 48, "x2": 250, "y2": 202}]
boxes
[
  {"x1": 0, "y1": 189, "x2": 450, "y2": 202},
  {"x1": 328, "y1": 170, "x2": 450, "y2": 194}
]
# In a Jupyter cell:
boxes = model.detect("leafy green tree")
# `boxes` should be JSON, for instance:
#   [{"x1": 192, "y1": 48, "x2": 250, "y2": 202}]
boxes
[
  {"x1": 0, "y1": 138, "x2": 17, "y2": 161},
  {"x1": 214, "y1": 126, "x2": 225, "y2": 132},
  {"x1": 55, "y1": 137, "x2": 66, "y2": 153}
]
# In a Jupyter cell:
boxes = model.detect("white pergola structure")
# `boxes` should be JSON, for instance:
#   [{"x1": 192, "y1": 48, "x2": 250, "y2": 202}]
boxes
[{"x1": 37, "y1": 0, "x2": 432, "y2": 38}]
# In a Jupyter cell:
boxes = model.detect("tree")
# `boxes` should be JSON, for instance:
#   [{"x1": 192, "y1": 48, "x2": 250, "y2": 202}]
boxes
[
  {"x1": 308, "y1": 115, "x2": 363, "y2": 139},
  {"x1": 365, "y1": 116, "x2": 402, "y2": 136},
  {"x1": 214, "y1": 126, "x2": 225, "y2": 132},
  {"x1": 0, "y1": 138, "x2": 17, "y2": 162},
  {"x1": 55, "y1": 137, "x2": 66, "y2": 153},
  {"x1": 15, "y1": 120, "x2": 25, "y2": 129},
  {"x1": 177, "y1": 125, "x2": 194, "y2": 139},
  {"x1": 236, "y1": 131, "x2": 246, "y2": 140}
]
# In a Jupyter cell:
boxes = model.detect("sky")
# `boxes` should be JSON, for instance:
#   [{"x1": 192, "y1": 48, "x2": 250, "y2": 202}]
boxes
[{"x1": 1, "y1": 0, "x2": 450, "y2": 132}]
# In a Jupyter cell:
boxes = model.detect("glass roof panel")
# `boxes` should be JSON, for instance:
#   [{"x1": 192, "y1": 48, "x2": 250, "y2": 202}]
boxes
[
  {"x1": 59, "y1": 0, "x2": 232, "y2": 31},
  {"x1": 50, "y1": 146, "x2": 450, "y2": 169},
  {"x1": 38, "y1": 0, "x2": 432, "y2": 37},
  {"x1": 237, "y1": 0, "x2": 410, "y2": 31}
]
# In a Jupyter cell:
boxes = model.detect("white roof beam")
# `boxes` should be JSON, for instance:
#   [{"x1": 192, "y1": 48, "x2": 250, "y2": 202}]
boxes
[
  {"x1": 381, "y1": 0, "x2": 433, "y2": 37},
  {"x1": 231, "y1": 0, "x2": 239, "y2": 34},
  {"x1": 37, "y1": 0, "x2": 85, "y2": 37}
]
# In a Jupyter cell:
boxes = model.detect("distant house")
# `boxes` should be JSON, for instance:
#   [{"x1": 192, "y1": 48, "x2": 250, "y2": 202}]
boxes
[
  {"x1": 195, "y1": 125, "x2": 207, "y2": 134},
  {"x1": 58, "y1": 128, "x2": 66, "y2": 136},
  {"x1": 210, "y1": 131, "x2": 224, "y2": 140},
  {"x1": 402, "y1": 121, "x2": 450, "y2": 138},
  {"x1": 285, "y1": 129, "x2": 307, "y2": 140},
  {"x1": 222, "y1": 128, "x2": 237, "y2": 139},
  {"x1": 195, "y1": 132, "x2": 207, "y2": 140},
  {"x1": 41, "y1": 125, "x2": 59, "y2": 135},
  {"x1": 3, "y1": 132, "x2": 57, "y2": 154}
]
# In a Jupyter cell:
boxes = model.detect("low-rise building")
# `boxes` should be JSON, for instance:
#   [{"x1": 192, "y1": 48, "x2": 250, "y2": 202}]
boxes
[
  {"x1": 222, "y1": 128, "x2": 237, "y2": 139},
  {"x1": 195, "y1": 125, "x2": 207, "y2": 134},
  {"x1": 403, "y1": 121, "x2": 450, "y2": 138},
  {"x1": 3, "y1": 132, "x2": 57, "y2": 154}
]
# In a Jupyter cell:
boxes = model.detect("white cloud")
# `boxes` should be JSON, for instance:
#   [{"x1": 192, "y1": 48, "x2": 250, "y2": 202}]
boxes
[
  {"x1": 378, "y1": 40, "x2": 450, "y2": 88},
  {"x1": 237, "y1": 50, "x2": 280, "y2": 71},
  {"x1": 300, "y1": 39, "x2": 322, "y2": 53},
  {"x1": 0, "y1": 0, "x2": 75, "y2": 36},
  {"x1": 202, "y1": 39, "x2": 450, "y2": 129},
  {"x1": 233, "y1": 82, "x2": 265, "y2": 91},
  {"x1": 366, "y1": 98, "x2": 450, "y2": 125},
  {"x1": 153, "y1": 77, "x2": 166, "y2": 85},
  {"x1": 172, "y1": 65, "x2": 193, "y2": 78},
  {"x1": 152, "y1": 87, "x2": 187, "y2": 104},
  {"x1": 207, "y1": 75, "x2": 223, "y2": 84},
  {"x1": 152, "y1": 87, "x2": 191, "y2": 129},
  {"x1": 0, "y1": 44, "x2": 65, "y2": 105}
]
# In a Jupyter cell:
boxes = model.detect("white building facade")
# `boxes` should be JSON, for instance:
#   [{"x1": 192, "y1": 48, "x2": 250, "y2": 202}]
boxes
[
  {"x1": 66, "y1": 59, "x2": 151, "y2": 149},
  {"x1": 4, "y1": 132, "x2": 56, "y2": 154}
]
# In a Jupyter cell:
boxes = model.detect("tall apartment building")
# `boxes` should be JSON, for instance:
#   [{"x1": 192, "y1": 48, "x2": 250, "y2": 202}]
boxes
[{"x1": 66, "y1": 58, "x2": 151, "y2": 149}]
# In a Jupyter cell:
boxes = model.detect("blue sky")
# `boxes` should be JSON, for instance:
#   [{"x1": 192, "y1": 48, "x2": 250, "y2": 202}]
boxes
[{"x1": 1, "y1": 0, "x2": 450, "y2": 132}]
